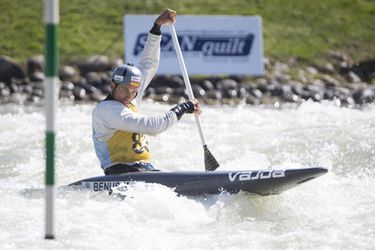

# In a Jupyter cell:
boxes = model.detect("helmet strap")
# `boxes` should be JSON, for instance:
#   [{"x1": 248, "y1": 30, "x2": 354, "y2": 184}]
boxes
[{"x1": 132, "y1": 92, "x2": 138, "y2": 100}]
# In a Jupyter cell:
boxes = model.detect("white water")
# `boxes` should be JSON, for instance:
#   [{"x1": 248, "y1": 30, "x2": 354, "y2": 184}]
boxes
[{"x1": 1, "y1": 101, "x2": 375, "y2": 249}]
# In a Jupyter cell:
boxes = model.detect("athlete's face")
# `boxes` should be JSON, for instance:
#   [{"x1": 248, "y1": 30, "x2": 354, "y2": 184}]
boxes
[{"x1": 111, "y1": 82, "x2": 138, "y2": 106}]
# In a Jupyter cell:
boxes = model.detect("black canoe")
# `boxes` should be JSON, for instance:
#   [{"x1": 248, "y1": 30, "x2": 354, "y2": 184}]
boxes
[{"x1": 68, "y1": 167, "x2": 328, "y2": 196}]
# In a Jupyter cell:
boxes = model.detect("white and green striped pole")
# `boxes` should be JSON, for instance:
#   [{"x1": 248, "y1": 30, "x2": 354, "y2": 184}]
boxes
[{"x1": 44, "y1": 0, "x2": 59, "y2": 240}]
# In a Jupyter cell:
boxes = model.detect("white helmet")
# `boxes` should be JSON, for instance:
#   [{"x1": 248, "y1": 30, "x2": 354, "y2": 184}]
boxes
[{"x1": 111, "y1": 63, "x2": 142, "y2": 87}]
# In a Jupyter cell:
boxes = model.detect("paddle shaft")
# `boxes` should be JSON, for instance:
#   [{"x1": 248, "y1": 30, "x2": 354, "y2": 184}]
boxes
[{"x1": 169, "y1": 25, "x2": 207, "y2": 146}]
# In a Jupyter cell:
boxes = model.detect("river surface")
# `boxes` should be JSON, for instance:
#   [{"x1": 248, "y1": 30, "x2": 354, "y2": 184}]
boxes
[{"x1": 1, "y1": 100, "x2": 374, "y2": 249}]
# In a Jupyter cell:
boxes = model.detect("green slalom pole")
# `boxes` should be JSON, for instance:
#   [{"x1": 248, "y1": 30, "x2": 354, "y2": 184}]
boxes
[{"x1": 45, "y1": 0, "x2": 59, "y2": 240}]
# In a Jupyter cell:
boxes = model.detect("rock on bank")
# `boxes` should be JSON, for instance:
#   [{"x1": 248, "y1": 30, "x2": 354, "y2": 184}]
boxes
[{"x1": 0, "y1": 53, "x2": 374, "y2": 106}]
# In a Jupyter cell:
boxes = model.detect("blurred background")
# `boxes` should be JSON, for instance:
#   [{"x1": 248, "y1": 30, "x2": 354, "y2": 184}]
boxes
[
  {"x1": 0, "y1": 0, "x2": 374, "y2": 106},
  {"x1": 1, "y1": 0, "x2": 374, "y2": 63}
]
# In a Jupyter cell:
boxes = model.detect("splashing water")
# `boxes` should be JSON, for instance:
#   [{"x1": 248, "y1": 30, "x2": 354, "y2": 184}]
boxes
[{"x1": 1, "y1": 101, "x2": 375, "y2": 249}]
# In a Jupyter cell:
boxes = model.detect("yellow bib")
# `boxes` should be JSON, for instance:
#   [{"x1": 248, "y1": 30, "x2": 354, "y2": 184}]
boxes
[{"x1": 107, "y1": 103, "x2": 151, "y2": 163}]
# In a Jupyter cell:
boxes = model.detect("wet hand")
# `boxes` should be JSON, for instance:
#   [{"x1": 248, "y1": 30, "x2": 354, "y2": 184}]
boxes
[{"x1": 155, "y1": 8, "x2": 177, "y2": 27}]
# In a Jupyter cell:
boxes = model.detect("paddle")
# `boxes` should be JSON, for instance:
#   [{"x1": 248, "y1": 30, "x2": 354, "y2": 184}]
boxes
[{"x1": 169, "y1": 24, "x2": 220, "y2": 171}]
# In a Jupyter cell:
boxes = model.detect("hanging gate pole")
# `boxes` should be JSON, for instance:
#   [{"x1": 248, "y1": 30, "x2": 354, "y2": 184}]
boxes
[{"x1": 44, "y1": 0, "x2": 59, "y2": 240}]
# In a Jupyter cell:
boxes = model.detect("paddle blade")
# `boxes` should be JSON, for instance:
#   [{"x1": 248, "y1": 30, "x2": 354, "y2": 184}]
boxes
[{"x1": 204, "y1": 145, "x2": 220, "y2": 171}]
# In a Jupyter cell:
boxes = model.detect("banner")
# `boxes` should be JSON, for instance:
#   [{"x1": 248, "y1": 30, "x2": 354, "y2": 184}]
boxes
[{"x1": 124, "y1": 15, "x2": 264, "y2": 76}]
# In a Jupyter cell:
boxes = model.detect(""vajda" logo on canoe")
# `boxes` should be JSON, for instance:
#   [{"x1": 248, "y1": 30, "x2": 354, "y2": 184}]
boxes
[{"x1": 228, "y1": 170, "x2": 285, "y2": 182}]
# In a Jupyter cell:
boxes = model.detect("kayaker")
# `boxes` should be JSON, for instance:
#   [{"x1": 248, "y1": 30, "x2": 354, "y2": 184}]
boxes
[{"x1": 92, "y1": 9, "x2": 201, "y2": 175}]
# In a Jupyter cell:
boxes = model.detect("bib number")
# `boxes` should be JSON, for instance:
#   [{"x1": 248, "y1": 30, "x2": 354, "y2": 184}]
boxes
[{"x1": 132, "y1": 133, "x2": 149, "y2": 154}]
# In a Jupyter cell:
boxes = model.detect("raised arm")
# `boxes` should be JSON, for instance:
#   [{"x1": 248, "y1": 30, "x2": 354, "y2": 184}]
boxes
[{"x1": 136, "y1": 9, "x2": 177, "y2": 105}]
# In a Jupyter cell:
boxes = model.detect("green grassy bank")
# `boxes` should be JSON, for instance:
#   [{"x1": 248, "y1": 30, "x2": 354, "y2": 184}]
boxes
[{"x1": 1, "y1": 0, "x2": 374, "y2": 64}]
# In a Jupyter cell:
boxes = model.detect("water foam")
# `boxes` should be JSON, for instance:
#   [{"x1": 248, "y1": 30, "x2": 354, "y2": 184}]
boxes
[{"x1": 1, "y1": 101, "x2": 374, "y2": 249}]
